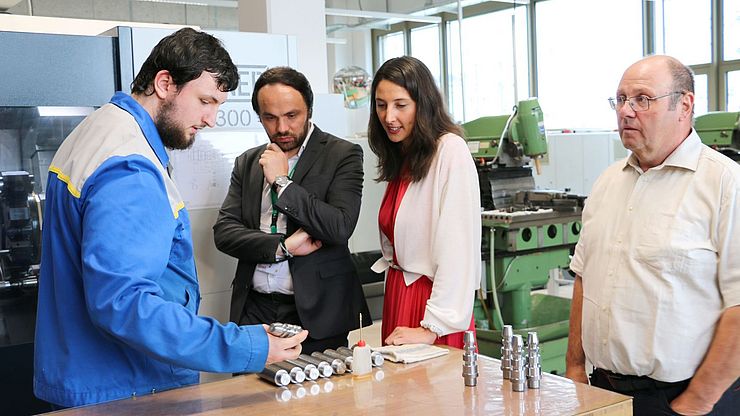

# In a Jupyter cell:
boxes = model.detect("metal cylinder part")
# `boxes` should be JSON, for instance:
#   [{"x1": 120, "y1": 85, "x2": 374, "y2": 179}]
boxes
[
  {"x1": 501, "y1": 325, "x2": 514, "y2": 380},
  {"x1": 526, "y1": 331, "x2": 541, "y2": 389},
  {"x1": 311, "y1": 351, "x2": 348, "y2": 375},
  {"x1": 298, "y1": 354, "x2": 334, "y2": 378},
  {"x1": 370, "y1": 351, "x2": 385, "y2": 367},
  {"x1": 260, "y1": 364, "x2": 291, "y2": 387},
  {"x1": 322, "y1": 349, "x2": 353, "y2": 372},
  {"x1": 272, "y1": 361, "x2": 306, "y2": 384},
  {"x1": 463, "y1": 330, "x2": 478, "y2": 387},
  {"x1": 511, "y1": 334, "x2": 526, "y2": 392},
  {"x1": 335, "y1": 346, "x2": 353, "y2": 358},
  {"x1": 286, "y1": 359, "x2": 320, "y2": 381},
  {"x1": 268, "y1": 322, "x2": 303, "y2": 338}
]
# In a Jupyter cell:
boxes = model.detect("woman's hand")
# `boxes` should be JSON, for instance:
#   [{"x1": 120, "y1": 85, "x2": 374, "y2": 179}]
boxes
[{"x1": 385, "y1": 326, "x2": 438, "y2": 345}]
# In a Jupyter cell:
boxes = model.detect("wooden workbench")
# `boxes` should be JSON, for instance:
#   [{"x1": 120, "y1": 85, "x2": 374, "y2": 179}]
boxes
[{"x1": 51, "y1": 348, "x2": 631, "y2": 415}]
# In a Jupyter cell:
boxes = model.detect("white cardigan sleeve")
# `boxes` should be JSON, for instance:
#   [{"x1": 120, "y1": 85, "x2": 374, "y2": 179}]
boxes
[{"x1": 421, "y1": 135, "x2": 482, "y2": 335}]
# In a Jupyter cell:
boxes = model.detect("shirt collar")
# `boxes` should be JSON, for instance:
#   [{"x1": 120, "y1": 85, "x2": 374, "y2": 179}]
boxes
[
  {"x1": 293, "y1": 122, "x2": 314, "y2": 161},
  {"x1": 623, "y1": 129, "x2": 702, "y2": 173},
  {"x1": 109, "y1": 92, "x2": 169, "y2": 169}
]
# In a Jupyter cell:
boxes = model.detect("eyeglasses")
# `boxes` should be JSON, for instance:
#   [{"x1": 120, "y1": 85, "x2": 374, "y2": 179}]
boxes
[{"x1": 608, "y1": 91, "x2": 684, "y2": 112}]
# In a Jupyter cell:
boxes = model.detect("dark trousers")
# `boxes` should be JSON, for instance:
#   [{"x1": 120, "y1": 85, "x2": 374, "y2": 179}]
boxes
[
  {"x1": 240, "y1": 291, "x2": 348, "y2": 355},
  {"x1": 591, "y1": 368, "x2": 740, "y2": 416}
]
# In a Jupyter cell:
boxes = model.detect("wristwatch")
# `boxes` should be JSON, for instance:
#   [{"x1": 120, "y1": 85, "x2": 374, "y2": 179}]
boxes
[{"x1": 273, "y1": 175, "x2": 290, "y2": 189}]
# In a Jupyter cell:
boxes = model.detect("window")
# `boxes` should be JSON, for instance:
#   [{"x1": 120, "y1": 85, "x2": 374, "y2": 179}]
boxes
[
  {"x1": 536, "y1": 0, "x2": 643, "y2": 129},
  {"x1": 410, "y1": 25, "x2": 442, "y2": 88},
  {"x1": 379, "y1": 32, "x2": 405, "y2": 66},
  {"x1": 694, "y1": 74, "x2": 709, "y2": 115},
  {"x1": 728, "y1": 70, "x2": 740, "y2": 110},
  {"x1": 655, "y1": 0, "x2": 712, "y2": 65},
  {"x1": 723, "y1": 0, "x2": 740, "y2": 61},
  {"x1": 446, "y1": 7, "x2": 528, "y2": 122}
]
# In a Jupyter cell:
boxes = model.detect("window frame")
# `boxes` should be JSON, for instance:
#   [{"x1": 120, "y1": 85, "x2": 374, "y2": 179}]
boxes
[{"x1": 370, "y1": 0, "x2": 739, "y2": 126}]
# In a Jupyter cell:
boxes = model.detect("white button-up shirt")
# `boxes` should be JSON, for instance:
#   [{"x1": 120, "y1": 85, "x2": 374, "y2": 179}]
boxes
[
  {"x1": 252, "y1": 124, "x2": 313, "y2": 295},
  {"x1": 570, "y1": 129, "x2": 740, "y2": 382}
]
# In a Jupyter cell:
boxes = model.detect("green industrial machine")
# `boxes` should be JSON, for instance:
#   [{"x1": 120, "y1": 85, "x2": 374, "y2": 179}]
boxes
[
  {"x1": 464, "y1": 98, "x2": 548, "y2": 178},
  {"x1": 694, "y1": 111, "x2": 740, "y2": 162},
  {"x1": 462, "y1": 98, "x2": 584, "y2": 374}
]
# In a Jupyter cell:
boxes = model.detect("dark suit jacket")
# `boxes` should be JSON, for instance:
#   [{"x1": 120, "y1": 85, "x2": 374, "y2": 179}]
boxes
[{"x1": 213, "y1": 126, "x2": 371, "y2": 339}]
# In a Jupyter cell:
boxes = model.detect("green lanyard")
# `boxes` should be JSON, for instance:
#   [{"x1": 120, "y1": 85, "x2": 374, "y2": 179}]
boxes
[{"x1": 269, "y1": 164, "x2": 297, "y2": 234}]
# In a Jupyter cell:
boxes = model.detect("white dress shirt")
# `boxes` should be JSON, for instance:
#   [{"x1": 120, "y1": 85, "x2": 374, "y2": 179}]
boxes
[
  {"x1": 252, "y1": 123, "x2": 314, "y2": 295},
  {"x1": 570, "y1": 129, "x2": 740, "y2": 382}
]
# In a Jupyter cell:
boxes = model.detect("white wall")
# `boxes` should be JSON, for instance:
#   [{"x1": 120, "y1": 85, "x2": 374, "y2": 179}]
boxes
[
  {"x1": 535, "y1": 132, "x2": 628, "y2": 195},
  {"x1": 238, "y1": 0, "x2": 329, "y2": 93}
]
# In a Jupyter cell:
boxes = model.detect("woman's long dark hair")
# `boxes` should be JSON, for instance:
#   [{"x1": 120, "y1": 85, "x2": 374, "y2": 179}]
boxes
[{"x1": 368, "y1": 56, "x2": 461, "y2": 182}]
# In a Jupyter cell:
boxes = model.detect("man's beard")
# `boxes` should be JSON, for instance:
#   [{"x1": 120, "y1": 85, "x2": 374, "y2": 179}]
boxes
[
  {"x1": 156, "y1": 99, "x2": 195, "y2": 150},
  {"x1": 270, "y1": 118, "x2": 310, "y2": 153}
]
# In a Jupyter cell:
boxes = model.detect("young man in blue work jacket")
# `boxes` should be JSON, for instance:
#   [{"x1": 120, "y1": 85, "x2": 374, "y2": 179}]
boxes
[{"x1": 33, "y1": 28, "x2": 307, "y2": 409}]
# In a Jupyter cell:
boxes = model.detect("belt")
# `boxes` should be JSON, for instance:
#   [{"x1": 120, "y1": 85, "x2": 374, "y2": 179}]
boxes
[
  {"x1": 250, "y1": 291, "x2": 295, "y2": 304},
  {"x1": 593, "y1": 368, "x2": 691, "y2": 393}
]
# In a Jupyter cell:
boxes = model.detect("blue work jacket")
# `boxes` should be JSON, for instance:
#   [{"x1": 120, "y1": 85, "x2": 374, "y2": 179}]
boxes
[{"x1": 34, "y1": 93, "x2": 268, "y2": 407}]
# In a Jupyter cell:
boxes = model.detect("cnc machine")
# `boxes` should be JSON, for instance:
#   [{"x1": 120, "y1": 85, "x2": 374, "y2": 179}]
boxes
[{"x1": 463, "y1": 99, "x2": 583, "y2": 374}]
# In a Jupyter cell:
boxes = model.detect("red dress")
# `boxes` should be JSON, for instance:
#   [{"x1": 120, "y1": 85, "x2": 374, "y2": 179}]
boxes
[{"x1": 379, "y1": 174, "x2": 475, "y2": 349}]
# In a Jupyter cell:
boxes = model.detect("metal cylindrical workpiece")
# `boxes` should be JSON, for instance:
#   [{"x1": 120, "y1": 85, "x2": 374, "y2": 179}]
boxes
[
  {"x1": 510, "y1": 334, "x2": 526, "y2": 392},
  {"x1": 298, "y1": 354, "x2": 333, "y2": 378},
  {"x1": 259, "y1": 364, "x2": 291, "y2": 387},
  {"x1": 501, "y1": 325, "x2": 514, "y2": 380},
  {"x1": 526, "y1": 332, "x2": 541, "y2": 389},
  {"x1": 334, "y1": 346, "x2": 353, "y2": 358},
  {"x1": 311, "y1": 351, "x2": 347, "y2": 375},
  {"x1": 272, "y1": 361, "x2": 306, "y2": 384},
  {"x1": 338, "y1": 346, "x2": 384, "y2": 367},
  {"x1": 268, "y1": 322, "x2": 303, "y2": 338},
  {"x1": 323, "y1": 349, "x2": 353, "y2": 372},
  {"x1": 462, "y1": 330, "x2": 478, "y2": 387},
  {"x1": 286, "y1": 359, "x2": 320, "y2": 381}
]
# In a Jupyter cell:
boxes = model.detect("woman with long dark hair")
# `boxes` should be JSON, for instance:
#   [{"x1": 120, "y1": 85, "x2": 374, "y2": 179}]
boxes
[{"x1": 369, "y1": 56, "x2": 481, "y2": 348}]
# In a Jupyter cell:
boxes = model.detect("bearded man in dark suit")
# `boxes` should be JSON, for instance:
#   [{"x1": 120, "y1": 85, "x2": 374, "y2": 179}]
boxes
[{"x1": 214, "y1": 66, "x2": 370, "y2": 353}]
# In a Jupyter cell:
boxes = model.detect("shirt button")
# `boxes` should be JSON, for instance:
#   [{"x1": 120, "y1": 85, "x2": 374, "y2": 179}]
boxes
[{"x1": 602, "y1": 339, "x2": 607, "y2": 345}]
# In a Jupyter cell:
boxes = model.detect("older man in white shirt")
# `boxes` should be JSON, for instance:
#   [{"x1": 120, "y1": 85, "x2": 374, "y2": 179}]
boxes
[{"x1": 566, "y1": 55, "x2": 739, "y2": 416}]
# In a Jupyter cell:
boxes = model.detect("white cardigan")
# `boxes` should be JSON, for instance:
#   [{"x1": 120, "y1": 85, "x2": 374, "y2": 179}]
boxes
[{"x1": 372, "y1": 133, "x2": 482, "y2": 336}]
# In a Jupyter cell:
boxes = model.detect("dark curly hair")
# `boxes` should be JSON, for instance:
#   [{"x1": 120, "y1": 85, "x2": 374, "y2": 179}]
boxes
[{"x1": 131, "y1": 27, "x2": 239, "y2": 95}]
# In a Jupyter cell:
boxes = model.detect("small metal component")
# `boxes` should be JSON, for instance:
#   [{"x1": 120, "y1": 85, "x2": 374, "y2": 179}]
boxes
[
  {"x1": 311, "y1": 351, "x2": 347, "y2": 375},
  {"x1": 370, "y1": 351, "x2": 384, "y2": 367},
  {"x1": 501, "y1": 325, "x2": 514, "y2": 380},
  {"x1": 268, "y1": 322, "x2": 303, "y2": 338},
  {"x1": 526, "y1": 332, "x2": 542, "y2": 389},
  {"x1": 462, "y1": 330, "x2": 478, "y2": 387},
  {"x1": 338, "y1": 346, "x2": 384, "y2": 367},
  {"x1": 286, "y1": 359, "x2": 320, "y2": 381},
  {"x1": 334, "y1": 346, "x2": 353, "y2": 358},
  {"x1": 510, "y1": 334, "x2": 526, "y2": 392},
  {"x1": 298, "y1": 354, "x2": 333, "y2": 377},
  {"x1": 259, "y1": 364, "x2": 291, "y2": 387},
  {"x1": 272, "y1": 361, "x2": 306, "y2": 384},
  {"x1": 322, "y1": 349, "x2": 354, "y2": 372}
]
